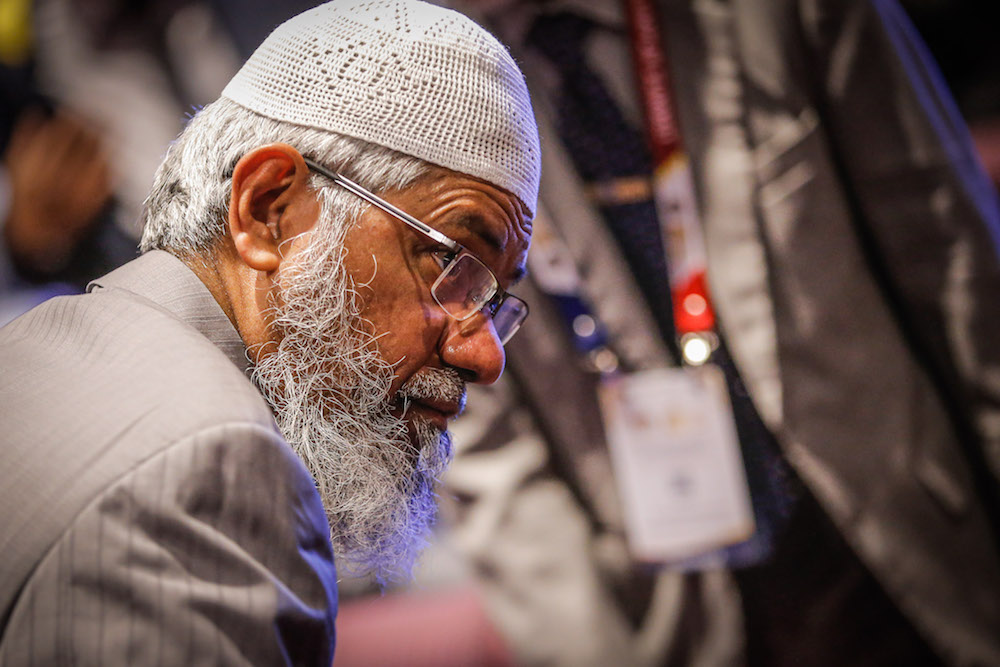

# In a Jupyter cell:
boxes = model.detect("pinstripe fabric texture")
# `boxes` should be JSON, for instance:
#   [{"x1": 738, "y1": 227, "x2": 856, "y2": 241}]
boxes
[{"x1": 0, "y1": 251, "x2": 337, "y2": 666}]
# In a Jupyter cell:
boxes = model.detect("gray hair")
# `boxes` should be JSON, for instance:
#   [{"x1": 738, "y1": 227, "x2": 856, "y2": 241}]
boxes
[{"x1": 139, "y1": 97, "x2": 431, "y2": 256}]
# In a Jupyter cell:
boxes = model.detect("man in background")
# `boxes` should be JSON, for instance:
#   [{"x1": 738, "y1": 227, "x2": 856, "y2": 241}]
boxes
[{"x1": 445, "y1": 0, "x2": 1000, "y2": 664}]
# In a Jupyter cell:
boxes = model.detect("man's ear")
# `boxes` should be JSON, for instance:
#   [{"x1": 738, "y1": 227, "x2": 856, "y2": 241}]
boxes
[{"x1": 228, "y1": 143, "x2": 316, "y2": 272}]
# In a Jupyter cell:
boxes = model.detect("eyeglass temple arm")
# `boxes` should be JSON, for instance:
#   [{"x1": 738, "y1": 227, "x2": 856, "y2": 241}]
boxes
[{"x1": 303, "y1": 158, "x2": 461, "y2": 253}]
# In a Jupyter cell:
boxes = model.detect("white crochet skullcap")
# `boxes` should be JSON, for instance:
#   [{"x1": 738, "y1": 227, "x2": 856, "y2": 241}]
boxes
[{"x1": 221, "y1": 0, "x2": 540, "y2": 215}]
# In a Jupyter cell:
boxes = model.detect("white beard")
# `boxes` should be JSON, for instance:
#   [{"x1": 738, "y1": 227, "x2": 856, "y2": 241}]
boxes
[{"x1": 250, "y1": 198, "x2": 463, "y2": 584}]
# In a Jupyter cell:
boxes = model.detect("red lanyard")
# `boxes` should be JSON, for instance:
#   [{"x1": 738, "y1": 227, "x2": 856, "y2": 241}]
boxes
[{"x1": 624, "y1": 0, "x2": 716, "y2": 343}]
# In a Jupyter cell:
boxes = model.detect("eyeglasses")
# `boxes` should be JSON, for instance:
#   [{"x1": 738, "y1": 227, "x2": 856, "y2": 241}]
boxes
[{"x1": 304, "y1": 158, "x2": 529, "y2": 345}]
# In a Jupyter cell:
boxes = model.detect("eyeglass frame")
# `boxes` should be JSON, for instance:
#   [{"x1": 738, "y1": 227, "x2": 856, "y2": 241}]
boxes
[{"x1": 302, "y1": 157, "x2": 529, "y2": 345}]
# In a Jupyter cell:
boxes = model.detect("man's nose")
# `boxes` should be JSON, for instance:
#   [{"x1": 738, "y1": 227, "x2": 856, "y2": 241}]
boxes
[{"x1": 439, "y1": 314, "x2": 506, "y2": 385}]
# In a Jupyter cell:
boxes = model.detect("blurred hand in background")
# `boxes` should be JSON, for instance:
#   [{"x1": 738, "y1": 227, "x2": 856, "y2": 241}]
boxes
[{"x1": 4, "y1": 109, "x2": 111, "y2": 276}]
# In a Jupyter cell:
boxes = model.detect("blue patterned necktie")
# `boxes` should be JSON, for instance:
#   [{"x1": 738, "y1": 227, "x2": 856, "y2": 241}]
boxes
[
  {"x1": 528, "y1": 11, "x2": 800, "y2": 568},
  {"x1": 528, "y1": 12, "x2": 679, "y2": 348}
]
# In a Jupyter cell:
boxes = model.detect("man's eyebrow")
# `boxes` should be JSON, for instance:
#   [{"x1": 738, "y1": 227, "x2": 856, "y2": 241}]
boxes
[
  {"x1": 441, "y1": 212, "x2": 528, "y2": 283},
  {"x1": 445, "y1": 213, "x2": 505, "y2": 253}
]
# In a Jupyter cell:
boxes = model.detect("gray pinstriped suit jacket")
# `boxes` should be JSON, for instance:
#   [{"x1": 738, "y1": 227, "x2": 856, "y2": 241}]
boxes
[{"x1": 0, "y1": 250, "x2": 337, "y2": 665}]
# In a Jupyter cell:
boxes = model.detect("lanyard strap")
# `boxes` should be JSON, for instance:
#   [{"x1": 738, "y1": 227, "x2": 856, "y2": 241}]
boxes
[
  {"x1": 625, "y1": 0, "x2": 718, "y2": 363},
  {"x1": 526, "y1": 214, "x2": 623, "y2": 374}
]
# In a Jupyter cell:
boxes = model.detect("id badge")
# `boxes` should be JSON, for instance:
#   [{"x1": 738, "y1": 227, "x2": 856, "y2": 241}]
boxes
[{"x1": 598, "y1": 364, "x2": 754, "y2": 563}]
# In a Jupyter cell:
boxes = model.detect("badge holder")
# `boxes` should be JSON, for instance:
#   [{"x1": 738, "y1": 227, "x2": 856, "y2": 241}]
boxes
[
  {"x1": 596, "y1": 0, "x2": 756, "y2": 566},
  {"x1": 598, "y1": 365, "x2": 754, "y2": 564}
]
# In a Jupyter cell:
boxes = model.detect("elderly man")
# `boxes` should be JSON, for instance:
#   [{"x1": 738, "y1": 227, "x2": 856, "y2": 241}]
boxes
[{"x1": 0, "y1": 1, "x2": 539, "y2": 664}]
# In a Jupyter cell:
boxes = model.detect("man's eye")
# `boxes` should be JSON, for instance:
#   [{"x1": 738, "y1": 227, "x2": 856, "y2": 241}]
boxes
[{"x1": 431, "y1": 250, "x2": 455, "y2": 269}]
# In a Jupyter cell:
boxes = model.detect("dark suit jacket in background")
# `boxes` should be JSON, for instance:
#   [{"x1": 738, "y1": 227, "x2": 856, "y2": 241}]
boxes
[
  {"x1": 437, "y1": 0, "x2": 1000, "y2": 665},
  {"x1": 0, "y1": 250, "x2": 337, "y2": 665}
]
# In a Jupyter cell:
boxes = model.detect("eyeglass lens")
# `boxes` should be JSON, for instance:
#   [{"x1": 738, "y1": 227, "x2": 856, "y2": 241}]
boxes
[
  {"x1": 432, "y1": 254, "x2": 527, "y2": 344},
  {"x1": 432, "y1": 254, "x2": 496, "y2": 319},
  {"x1": 491, "y1": 298, "x2": 528, "y2": 344}
]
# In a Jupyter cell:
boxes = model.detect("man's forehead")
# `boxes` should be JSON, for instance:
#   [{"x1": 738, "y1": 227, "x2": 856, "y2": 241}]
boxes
[
  {"x1": 441, "y1": 210, "x2": 530, "y2": 250},
  {"x1": 422, "y1": 177, "x2": 533, "y2": 282}
]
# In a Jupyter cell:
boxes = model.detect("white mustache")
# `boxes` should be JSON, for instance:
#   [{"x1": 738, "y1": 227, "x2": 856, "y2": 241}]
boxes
[{"x1": 396, "y1": 367, "x2": 467, "y2": 417}]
